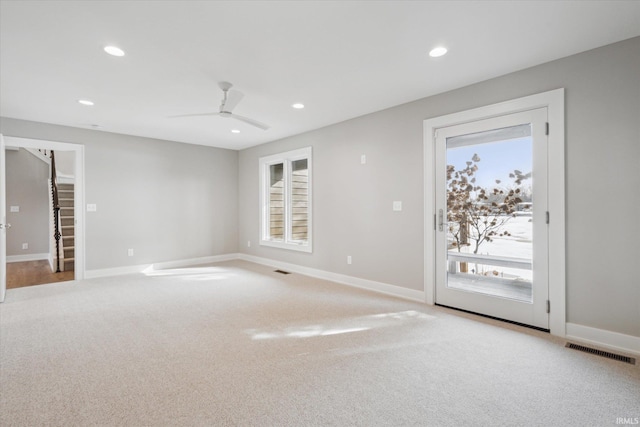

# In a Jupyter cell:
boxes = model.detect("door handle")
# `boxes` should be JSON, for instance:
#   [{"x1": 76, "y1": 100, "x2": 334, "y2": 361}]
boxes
[
  {"x1": 438, "y1": 209, "x2": 444, "y2": 232},
  {"x1": 0, "y1": 223, "x2": 11, "y2": 230}
]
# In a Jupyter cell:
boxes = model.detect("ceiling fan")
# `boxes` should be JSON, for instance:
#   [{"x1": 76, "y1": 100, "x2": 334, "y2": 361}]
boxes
[{"x1": 170, "y1": 81, "x2": 270, "y2": 130}]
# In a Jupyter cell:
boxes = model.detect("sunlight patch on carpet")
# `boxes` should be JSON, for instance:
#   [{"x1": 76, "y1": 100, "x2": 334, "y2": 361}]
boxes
[
  {"x1": 246, "y1": 310, "x2": 435, "y2": 340},
  {"x1": 142, "y1": 266, "x2": 233, "y2": 281}
]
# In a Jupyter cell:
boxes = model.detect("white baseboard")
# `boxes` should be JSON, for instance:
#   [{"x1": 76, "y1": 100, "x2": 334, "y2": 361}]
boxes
[
  {"x1": 84, "y1": 254, "x2": 240, "y2": 279},
  {"x1": 566, "y1": 323, "x2": 640, "y2": 356},
  {"x1": 237, "y1": 254, "x2": 425, "y2": 302},
  {"x1": 85, "y1": 264, "x2": 152, "y2": 279},
  {"x1": 6, "y1": 253, "x2": 49, "y2": 263},
  {"x1": 151, "y1": 253, "x2": 240, "y2": 270}
]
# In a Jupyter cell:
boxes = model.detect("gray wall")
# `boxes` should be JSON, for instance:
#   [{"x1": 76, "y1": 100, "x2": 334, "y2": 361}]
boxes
[
  {"x1": 0, "y1": 121, "x2": 239, "y2": 270},
  {"x1": 55, "y1": 150, "x2": 75, "y2": 177},
  {"x1": 238, "y1": 37, "x2": 640, "y2": 337},
  {"x1": 5, "y1": 148, "x2": 49, "y2": 256}
]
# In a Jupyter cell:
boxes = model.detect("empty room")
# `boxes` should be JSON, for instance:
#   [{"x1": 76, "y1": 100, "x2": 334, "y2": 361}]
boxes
[{"x1": 1, "y1": 1, "x2": 639, "y2": 426}]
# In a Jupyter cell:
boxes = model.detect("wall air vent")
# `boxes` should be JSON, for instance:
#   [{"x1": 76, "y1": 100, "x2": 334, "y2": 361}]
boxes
[{"x1": 565, "y1": 343, "x2": 635, "y2": 365}]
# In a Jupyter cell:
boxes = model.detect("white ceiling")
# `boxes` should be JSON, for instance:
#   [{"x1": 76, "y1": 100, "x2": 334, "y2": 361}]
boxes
[{"x1": 1, "y1": 1, "x2": 639, "y2": 151}]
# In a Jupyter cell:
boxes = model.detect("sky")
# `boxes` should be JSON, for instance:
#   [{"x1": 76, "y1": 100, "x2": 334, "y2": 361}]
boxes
[{"x1": 446, "y1": 137, "x2": 532, "y2": 189}]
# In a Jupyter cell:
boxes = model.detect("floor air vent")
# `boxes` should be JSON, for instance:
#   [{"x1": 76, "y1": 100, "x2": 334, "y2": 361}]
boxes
[
  {"x1": 565, "y1": 343, "x2": 635, "y2": 365},
  {"x1": 274, "y1": 269, "x2": 291, "y2": 275}
]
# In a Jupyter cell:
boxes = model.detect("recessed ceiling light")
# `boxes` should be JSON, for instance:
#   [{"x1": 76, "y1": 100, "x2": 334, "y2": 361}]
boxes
[
  {"x1": 78, "y1": 99, "x2": 94, "y2": 106},
  {"x1": 292, "y1": 103, "x2": 305, "y2": 109},
  {"x1": 429, "y1": 46, "x2": 448, "y2": 58},
  {"x1": 104, "y1": 45, "x2": 125, "y2": 57},
  {"x1": 231, "y1": 129, "x2": 240, "y2": 134}
]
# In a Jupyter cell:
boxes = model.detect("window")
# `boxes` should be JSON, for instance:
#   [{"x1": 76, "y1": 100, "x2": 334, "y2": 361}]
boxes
[{"x1": 259, "y1": 147, "x2": 312, "y2": 252}]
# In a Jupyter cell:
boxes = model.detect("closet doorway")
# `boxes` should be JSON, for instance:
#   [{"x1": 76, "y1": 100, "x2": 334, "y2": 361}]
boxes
[{"x1": 1, "y1": 135, "x2": 85, "y2": 301}]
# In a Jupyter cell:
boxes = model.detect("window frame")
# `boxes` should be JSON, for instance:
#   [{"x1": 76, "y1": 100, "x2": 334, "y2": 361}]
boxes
[{"x1": 259, "y1": 147, "x2": 312, "y2": 253}]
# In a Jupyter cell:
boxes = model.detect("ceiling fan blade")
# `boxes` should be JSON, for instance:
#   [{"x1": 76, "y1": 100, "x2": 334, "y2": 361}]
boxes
[
  {"x1": 229, "y1": 113, "x2": 270, "y2": 130},
  {"x1": 223, "y1": 90, "x2": 244, "y2": 113},
  {"x1": 168, "y1": 112, "x2": 221, "y2": 118}
]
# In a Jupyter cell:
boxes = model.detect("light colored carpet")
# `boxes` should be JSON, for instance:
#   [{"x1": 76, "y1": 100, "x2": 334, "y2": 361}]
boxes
[{"x1": 0, "y1": 260, "x2": 638, "y2": 426}]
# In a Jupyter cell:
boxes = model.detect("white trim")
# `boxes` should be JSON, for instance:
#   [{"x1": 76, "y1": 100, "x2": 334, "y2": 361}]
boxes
[
  {"x1": 566, "y1": 323, "x2": 640, "y2": 357},
  {"x1": 423, "y1": 88, "x2": 566, "y2": 336},
  {"x1": 545, "y1": 89, "x2": 566, "y2": 337},
  {"x1": 3, "y1": 136, "x2": 86, "y2": 281},
  {"x1": 238, "y1": 254, "x2": 425, "y2": 302},
  {"x1": 259, "y1": 146, "x2": 313, "y2": 253},
  {"x1": 151, "y1": 254, "x2": 239, "y2": 270},
  {"x1": 6, "y1": 253, "x2": 49, "y2": 263},
  {"x1": 85, "y1": 264, "x2": 153, "y2": 279},
  {"x1": 57, "y1": 174, "x2": 75, "y2": 185},
  {"x1": 24, "y1": 147, "x2": 51, "y2": 165},
  {"x1": 85, "y1": 254, "x2": 240, "y2": 279}
]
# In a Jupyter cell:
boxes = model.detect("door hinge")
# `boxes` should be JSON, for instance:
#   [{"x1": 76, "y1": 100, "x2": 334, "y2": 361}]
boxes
[
  {"x1": 434, "y1": 213, "x2": 437, "y2": 231},
  {"x1": 545, "y1": 211, "x2": 550, "y2": 224},
  {"x1": 546, "y1": 300, "x2": 550, "y2": 314},
  {"x1": 545, "y1": 122, "x2": 549, "y2": 135}
]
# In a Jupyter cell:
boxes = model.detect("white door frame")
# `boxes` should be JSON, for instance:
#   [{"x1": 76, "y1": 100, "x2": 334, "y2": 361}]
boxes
[
  {"x1": 1, "y1": 134, "x2": 7, "y2": 302},
  {"x1": 2, "y1": 136, "x2": 85, "y2": 288},
  {"x1": 424, "y1": 89, "x2": 566, "y2": 336}
]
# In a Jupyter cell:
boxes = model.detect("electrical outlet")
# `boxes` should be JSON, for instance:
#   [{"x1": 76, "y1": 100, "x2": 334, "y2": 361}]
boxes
[
  {"x1": 22, "y1": 243, "x2": 28, "y2": 250},
  {"x1": 10, "y1": 206, "x2": 19, "y2": 213},
  {"x1": 87, "y1": 204, "x2": 97, "y2": 212},
  {"x1": 128, "y1": 248, "x2": 134, "y2": 256},
  {"x1": 393, "y1": 201, "x2": 402, "y2": 211},
  {"x1": 347, "y1": 256, "x2": 352, "y2": 265}
]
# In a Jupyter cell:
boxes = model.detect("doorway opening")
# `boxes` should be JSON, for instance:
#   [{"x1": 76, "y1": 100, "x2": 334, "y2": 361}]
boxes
[
  {"x1": 423, "y1": 89, "x2": 566, "y2": 335},
  {"x1": 1, "y1": 136, "x2": 84, "y2": 298},
  {"x1": 435, "y1": 109, "x2": 548, "y2": 329}
]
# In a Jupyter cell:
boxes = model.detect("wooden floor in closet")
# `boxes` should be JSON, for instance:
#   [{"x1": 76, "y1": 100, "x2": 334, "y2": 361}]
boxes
[{"x1": 6, "y1": 260, "x2": 74, "y2": 289}]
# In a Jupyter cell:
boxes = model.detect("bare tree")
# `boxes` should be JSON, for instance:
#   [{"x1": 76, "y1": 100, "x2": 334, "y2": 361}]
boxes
[{"x1": 447, "y1": 154, "x2": 530, "y2": 255}]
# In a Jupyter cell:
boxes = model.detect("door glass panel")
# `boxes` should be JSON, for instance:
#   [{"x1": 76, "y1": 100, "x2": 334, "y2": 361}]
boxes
[{"x1": 445, "y1": 124, "x2": 533, "y2": 302}]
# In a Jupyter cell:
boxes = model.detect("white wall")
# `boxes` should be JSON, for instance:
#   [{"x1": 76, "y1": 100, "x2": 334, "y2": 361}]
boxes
[
  {"x1": 0, "y1": 121, "x2": 239, "y2": 271},
  {"x1": 238, "y1": 37, "x2": 640, "y2": 339}
]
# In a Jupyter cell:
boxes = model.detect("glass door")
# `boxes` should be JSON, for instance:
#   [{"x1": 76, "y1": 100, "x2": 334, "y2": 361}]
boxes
[{"x1": 434, "y1": 108, "x2": 549, "y2": 329}]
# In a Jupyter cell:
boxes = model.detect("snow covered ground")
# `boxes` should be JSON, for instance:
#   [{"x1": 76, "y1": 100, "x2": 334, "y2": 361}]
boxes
[{"x1": 449, "y1": 215, "x2": 533, "y2": 281}]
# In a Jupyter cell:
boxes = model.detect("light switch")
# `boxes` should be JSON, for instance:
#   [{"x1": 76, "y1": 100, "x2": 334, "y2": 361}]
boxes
[
  {"x1": 10, "y1": 206, "x2": 19, "y2": 213},
  {"x1": 393, "y1": 201, "x2": 402, "y2": 211},
  {"x1": 87, "y1": 204, "x2": 97, "y2": 212},
  {"x1": 361, "y1": 154, "x2": 367, "y2": 164}
]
